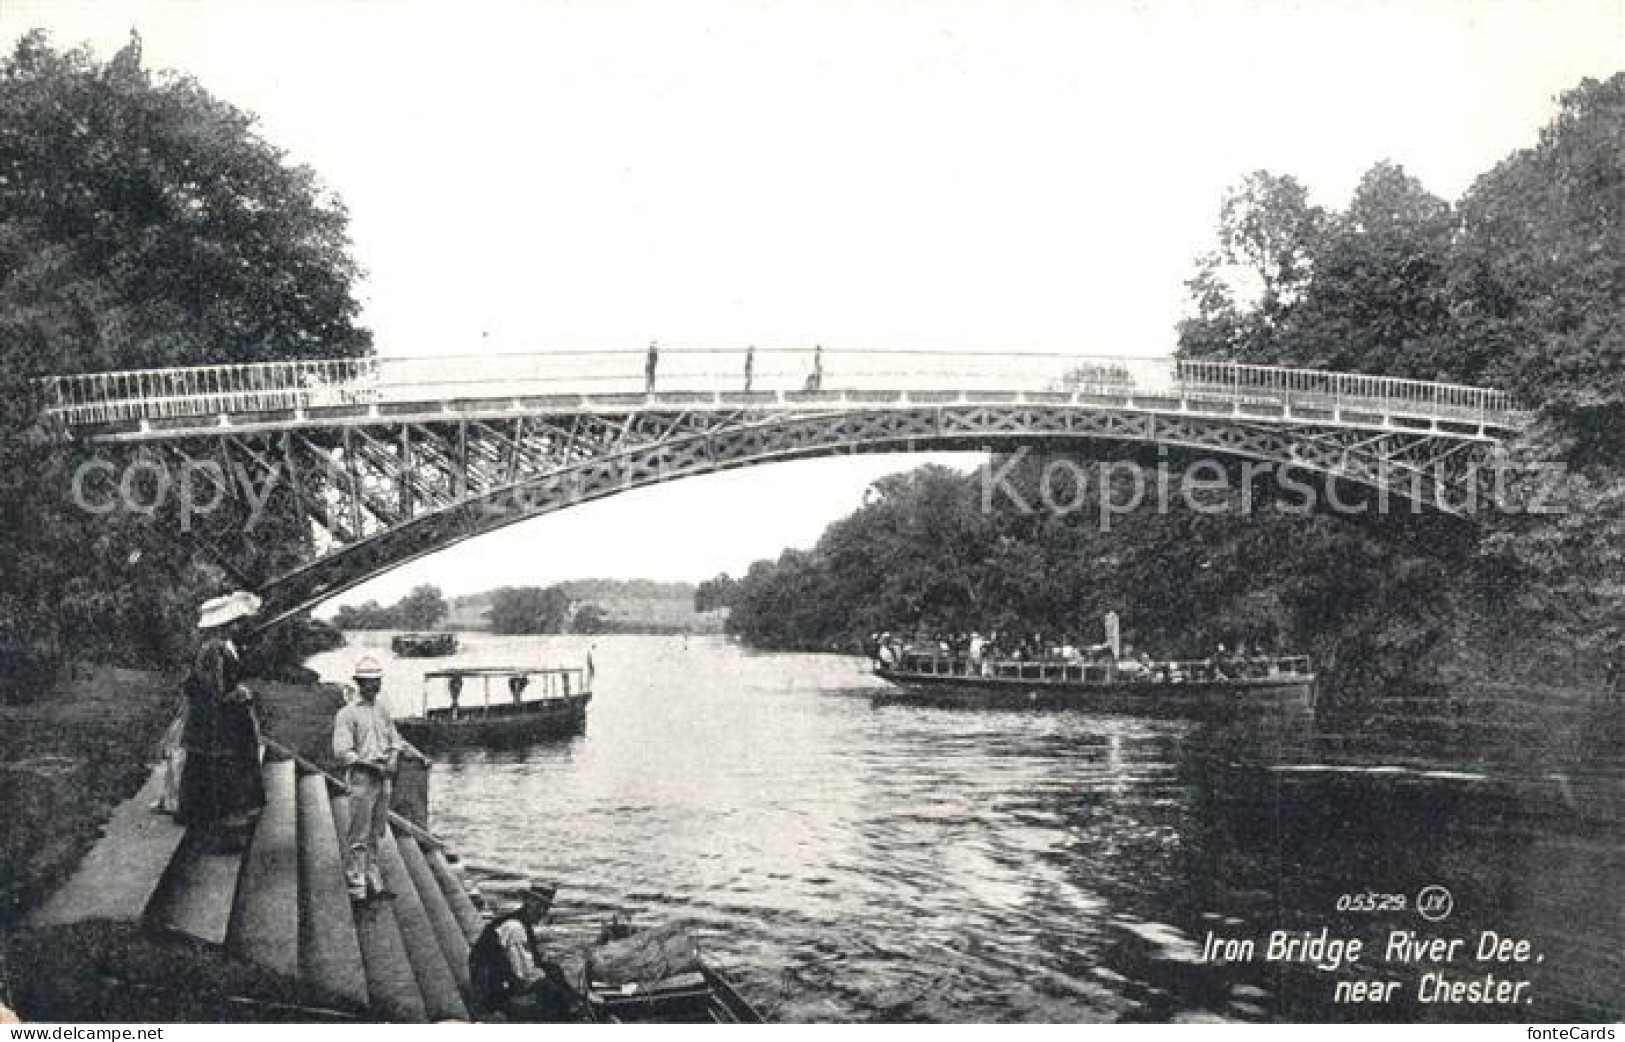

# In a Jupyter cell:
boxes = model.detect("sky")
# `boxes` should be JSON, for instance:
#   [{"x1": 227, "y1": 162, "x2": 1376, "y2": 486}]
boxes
[{"x1": 3, "y1": 0, "x2": 1620, "y2": 607}]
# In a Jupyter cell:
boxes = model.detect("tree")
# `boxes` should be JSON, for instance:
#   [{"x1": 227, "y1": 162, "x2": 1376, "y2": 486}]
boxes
[
  {"x1": 1284, "y1": 161, "x2": 1457, "y2": 376},
  {"x1": 1179, "y1": 172, "x2": 1326, "y2": 363},
  {"x1": 1450, "y1": 74, "x2": 1625, "y2": 403},
  {"x1": 395, "y1": 585, "x2": 449, "y2": 630},
  {"x1": 572, "y1": 604, "x2": 613, "y2": 634},
  {"x1": 0, "y1": 30, "x2": 369, "y2": 389},
  {"x1": 332, "y1": 601, "x2": 396, "y2": 630},
  {"x1": 694, "y1": 573, "x2": 739, "y2": 613},
  {"x1": 485, "y1": 587, "x2": 573, "y2": 635},
  {"x1": 0, "y1": 31, "x2": 372, "y2": 684}
]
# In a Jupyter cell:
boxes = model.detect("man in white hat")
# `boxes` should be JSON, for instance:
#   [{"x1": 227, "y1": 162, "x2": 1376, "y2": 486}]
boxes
[
  {"x1": 175, "y1": 591, "x2": 265, "y2": 850},
  {"x1": 332, "y1": 656, "x2": 431, "y2": 902}
]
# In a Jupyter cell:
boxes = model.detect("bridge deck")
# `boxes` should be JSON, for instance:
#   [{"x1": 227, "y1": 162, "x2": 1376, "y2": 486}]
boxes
[{"x1": 37, "y1": 350, "x2": 1528, "y2": 438}]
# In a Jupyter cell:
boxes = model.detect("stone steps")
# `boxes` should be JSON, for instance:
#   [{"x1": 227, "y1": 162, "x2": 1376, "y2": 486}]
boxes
[
  {"x1": 294, "y1": 769, "x2": 369, "y2": 1012},
  {"x1": 331, "y1": 781, "x2": 430, "y2": 1022},
  {"x1": 28, "y1": 764, "x2": 187, "y2": 928},
  {"x1": 396, "y1": 833, "x2": 472, "y2": 997},
  {"x1": 378, "y1": 827, "x2": 468, "y2": 1021},
  {"x1": 227, "y1": 759, "x2": 299, "y2": 978},
  {"x1": 147, "y1": 831, "x2": 243, "y2": 945},
  {"x1": 27, "y1": 747, "x2": 491, "y2": 1023}
]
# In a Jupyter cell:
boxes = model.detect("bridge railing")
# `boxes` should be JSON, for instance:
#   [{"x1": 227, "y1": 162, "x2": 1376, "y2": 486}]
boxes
[
  {"x1": 37, "y1": 357, "x2": 380, "y2": 426},
  {"x1": 35, "y1": 349, "x2": 1524, "y2": 429},
  {"x1": 1173, "y1": 359, "x2": 1519, "y2": 425}
]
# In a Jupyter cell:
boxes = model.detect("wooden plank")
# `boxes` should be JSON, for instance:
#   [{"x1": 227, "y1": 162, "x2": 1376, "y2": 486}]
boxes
[
  {"x1": 29, "y1": 765, "x2": 187, "y2": 928},
  {"x1": 294, "y1": 772, "x2": 369, "y2": 1012},
  {"x1": 226, "y1": 759, "x2": 299, "y2": 979}
]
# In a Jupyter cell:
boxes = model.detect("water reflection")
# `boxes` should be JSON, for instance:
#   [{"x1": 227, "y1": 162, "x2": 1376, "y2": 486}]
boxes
[{"x1": 306, "y1": 633, "x2": 1621, "y2": 1022}]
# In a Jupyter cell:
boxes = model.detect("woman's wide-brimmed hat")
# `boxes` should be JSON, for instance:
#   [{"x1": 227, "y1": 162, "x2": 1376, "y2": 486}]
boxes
[{"x1": 197, "y1": 591, "x2": 262, "y2": 630}]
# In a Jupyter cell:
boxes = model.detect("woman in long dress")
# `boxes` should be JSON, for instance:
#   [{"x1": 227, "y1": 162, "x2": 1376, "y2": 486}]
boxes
[{"x1": 175, "y1": 592, "x2": 266, "y2": 850}]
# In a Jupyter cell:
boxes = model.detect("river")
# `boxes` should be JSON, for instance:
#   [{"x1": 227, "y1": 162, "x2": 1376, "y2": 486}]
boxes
[{"x1": 306, "y1": 632, "x2": 1622, "y2": 1023}]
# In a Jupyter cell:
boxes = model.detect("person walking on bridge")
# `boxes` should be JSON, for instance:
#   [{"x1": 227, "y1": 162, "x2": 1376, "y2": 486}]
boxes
[
  {"x1": 645, "y1": 340, "x2": 659, "y2": 393},
  {"x1": 332, "y1": 657, "x2": 431, "y2": 902},
  {"x1": 743, "y1": 345, "x2": 755, "y2": 392},
  {"x1": 804, "y1": 344, "x2": 824, "y2": 391}
]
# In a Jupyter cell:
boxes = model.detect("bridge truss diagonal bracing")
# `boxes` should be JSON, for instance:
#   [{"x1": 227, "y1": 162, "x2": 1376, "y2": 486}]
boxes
[{"x1": 35, "y1": 350, "x2": 1529, "y2": 629}]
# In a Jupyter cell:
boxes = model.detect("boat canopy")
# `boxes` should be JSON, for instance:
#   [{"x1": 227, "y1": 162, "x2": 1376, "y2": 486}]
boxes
[
  {"x1": 423, "y1": 666, "x2": 585, "y2": 679},
  {"x1": 417, "y1": 664, "x2": 592, "y2": 718}
]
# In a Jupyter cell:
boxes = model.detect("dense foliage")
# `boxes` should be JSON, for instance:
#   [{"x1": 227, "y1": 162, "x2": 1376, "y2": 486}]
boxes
[
  {"x1": 0, "y1": 31, "x2": 371, "y2": 691},
  {"x1": 331, "y1": 585, "x2": 449, "y2": 631},
  {"x1": 723, "y1": 75, "x2": 1625, "y2": 697},
  {"x1": 694, "y1": 574, "x2": 740, "y2": 614},
  {"x1": 483, "y1": 586, "x2": 575, "y2": 635}
]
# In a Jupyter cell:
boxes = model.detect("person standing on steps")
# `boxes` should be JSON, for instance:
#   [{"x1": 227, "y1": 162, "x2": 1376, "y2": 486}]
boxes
[
  {"x1": 332, "y1": 656, "x2": 432, "y2": 902},
  {"x1": 175, "y1": 591, "x2": 266, "y2": 853}
]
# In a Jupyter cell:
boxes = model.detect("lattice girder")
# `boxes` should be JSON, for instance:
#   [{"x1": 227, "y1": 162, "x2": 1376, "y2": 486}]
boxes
[{"x1": 87, "y1": 403, "x2": 1486, "y2": 627}]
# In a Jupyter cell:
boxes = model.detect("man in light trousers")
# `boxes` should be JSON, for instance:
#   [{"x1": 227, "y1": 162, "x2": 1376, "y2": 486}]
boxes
[{"x1": 332, "y1": 657, "x2": 431, "y2": 902}]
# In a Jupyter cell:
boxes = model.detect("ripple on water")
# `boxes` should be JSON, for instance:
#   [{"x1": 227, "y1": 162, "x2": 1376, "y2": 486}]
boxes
[{"x1": 303, "y1": 633, "x2": 1624, "y2": 1023}]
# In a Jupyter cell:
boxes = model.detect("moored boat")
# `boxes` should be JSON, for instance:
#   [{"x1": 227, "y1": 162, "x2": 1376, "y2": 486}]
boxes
[
  {"x1": 579, "y1": 919, "x2": 765, "y2": 1024},
  {"x1": 392, "y1": 631, "x2": 459, "y2": 657},
  {"x1": 397, "y1": 664, "x2": 592, "y2": 748}
]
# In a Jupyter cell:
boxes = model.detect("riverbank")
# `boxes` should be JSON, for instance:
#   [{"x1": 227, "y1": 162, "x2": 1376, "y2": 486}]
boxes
[
  {"x1": 0, "y1": 665, "x2": 175, "y2": 924},
  {"x1": 0, "y1": 664, "x2": 347, "y2": 927}
]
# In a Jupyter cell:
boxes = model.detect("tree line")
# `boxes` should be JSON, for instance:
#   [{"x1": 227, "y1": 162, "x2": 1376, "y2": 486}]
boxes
[
  {"x1": 715, "y1": 75, "x2": 1625, "y2": 699},
  {"x1": 330, "y1": 583, "x2": 628, "y2": 635},
  {"x1": 0, "y1": 31, "x2": 370, "y2": 694},
  {"x1": 330, "y1": 585, "x2": 450, "y2": 631}
]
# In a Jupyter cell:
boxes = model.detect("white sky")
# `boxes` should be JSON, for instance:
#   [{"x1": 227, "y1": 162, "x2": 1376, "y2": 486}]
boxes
[{"x1": 4, "y1": 0, "x2": 1620, "y2": 607}]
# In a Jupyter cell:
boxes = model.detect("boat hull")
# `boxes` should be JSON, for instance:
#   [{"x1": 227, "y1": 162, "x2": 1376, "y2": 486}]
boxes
[
  {"x1": 391, "y1": 633, "x2": 459, "y2": 657},
  {"x1": 584, "y1": 965, "x2": 764, "y2": 1024},
  {"x1": 873, "y1": 669, "x2": 1314, "y2": 716},
  {"x1": 397, "y1": 693, "x2": 591, "y2": 748}
]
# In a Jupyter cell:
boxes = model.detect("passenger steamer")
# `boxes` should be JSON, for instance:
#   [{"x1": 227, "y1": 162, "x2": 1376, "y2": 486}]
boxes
[{"x1": 872, "y1": 645, "x2": 1315, "y2": 716}]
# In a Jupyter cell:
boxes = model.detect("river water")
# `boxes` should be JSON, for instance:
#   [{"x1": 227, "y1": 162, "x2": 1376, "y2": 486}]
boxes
[{"x1": 307, "y1": 632, "x2": 1621, "y2": 1023}]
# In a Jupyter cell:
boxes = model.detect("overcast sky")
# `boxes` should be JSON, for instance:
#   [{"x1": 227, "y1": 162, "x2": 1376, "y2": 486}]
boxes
[{"x1": 4, "y1": 1, "x2": 1619, "y2": 607}]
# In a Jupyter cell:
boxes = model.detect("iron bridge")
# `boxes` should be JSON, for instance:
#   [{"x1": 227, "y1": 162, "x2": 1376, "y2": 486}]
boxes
[{"x1": 36, "y1": 349, "x2": 1530, "y2": 628}]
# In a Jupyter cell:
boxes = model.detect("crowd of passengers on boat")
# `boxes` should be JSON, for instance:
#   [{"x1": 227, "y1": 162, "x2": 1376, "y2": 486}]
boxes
[{"x1": 868, "y1": 631, "x2": 1310, "y2": 684}]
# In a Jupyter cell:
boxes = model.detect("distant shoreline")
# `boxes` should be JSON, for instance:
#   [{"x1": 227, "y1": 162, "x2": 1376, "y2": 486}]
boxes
[{"x1": 335, "y1": 623, "x2": 724, "y2": 636}]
